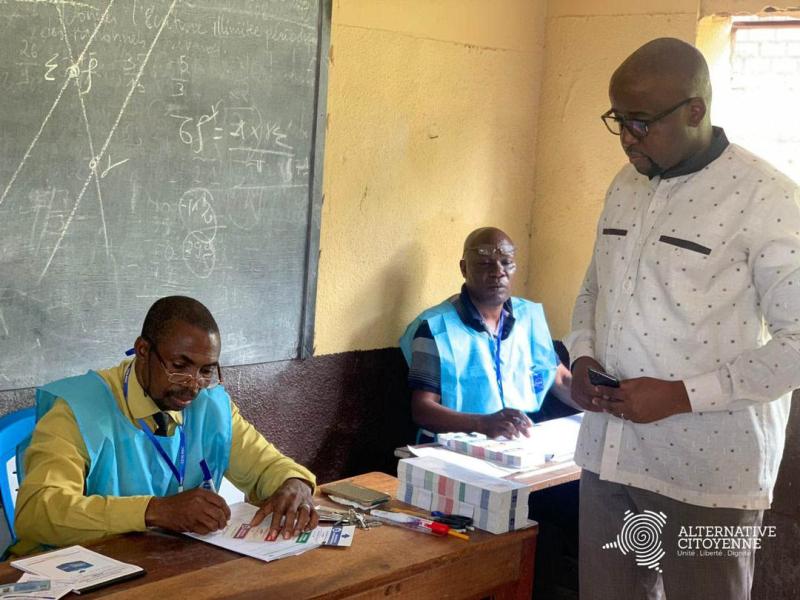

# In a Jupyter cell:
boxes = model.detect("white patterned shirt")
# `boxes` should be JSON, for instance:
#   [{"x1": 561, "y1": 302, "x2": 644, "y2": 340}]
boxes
[{"x1": 566, "y1": 140, "x2": 800, "y2": 510}]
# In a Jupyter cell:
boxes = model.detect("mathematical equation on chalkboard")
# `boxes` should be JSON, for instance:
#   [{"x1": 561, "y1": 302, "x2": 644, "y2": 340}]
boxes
[{"x1": 0, "y1": 0, "x2": 328, "y2": 390}]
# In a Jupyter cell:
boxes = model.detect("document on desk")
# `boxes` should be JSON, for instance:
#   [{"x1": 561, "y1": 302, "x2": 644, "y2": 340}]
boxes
[
  {"x1": 8, "y1": 573, "x2": 73, "y2": 600},
  {"x1": 10, "y1": 546, "x2": 144, "y2": 594},
  {"x1": 185, "y1": 502, "x2": 356, "y2": 562},
  {"x1": 436, "y1": 413, "x2": 583, "y2": 471}
]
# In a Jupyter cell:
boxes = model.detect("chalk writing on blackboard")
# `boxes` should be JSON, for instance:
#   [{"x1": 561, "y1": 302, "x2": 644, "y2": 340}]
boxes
[{"x1": 0, "y1": 0, "x2": 327, "y2": 390}]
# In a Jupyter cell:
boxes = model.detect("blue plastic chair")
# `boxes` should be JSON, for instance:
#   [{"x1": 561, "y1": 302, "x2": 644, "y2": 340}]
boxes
[{"x1": 0, "y1": 407, "x2": 35, "y2": 555}]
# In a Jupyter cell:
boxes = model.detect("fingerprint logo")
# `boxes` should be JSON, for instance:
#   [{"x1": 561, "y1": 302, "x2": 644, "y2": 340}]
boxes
[{"x1": 602, "y1": 510, "x2": 667, "y2": 573}]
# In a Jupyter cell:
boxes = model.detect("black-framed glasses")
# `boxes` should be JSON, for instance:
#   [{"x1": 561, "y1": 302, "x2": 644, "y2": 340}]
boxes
[
  {"x1": 601, "y1": 98, "x2": 693, "y2": 138},
  {"x1": 144, "y1": 336, "x2": 222, "y2": 389}
]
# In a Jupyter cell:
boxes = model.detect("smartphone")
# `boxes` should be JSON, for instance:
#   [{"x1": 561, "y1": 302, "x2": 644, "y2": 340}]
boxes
[
  {"x1": 587, "y1": 368, "x2": 620, "y2": 388},
  {"x1": 319, "y1": 481, "x2": 391, "y2": 506}
]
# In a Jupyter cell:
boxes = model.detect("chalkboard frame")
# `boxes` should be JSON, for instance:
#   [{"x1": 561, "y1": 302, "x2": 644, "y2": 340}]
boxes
[{"x1": 299, "y1": 0, "x2": 331, "y2": 359}]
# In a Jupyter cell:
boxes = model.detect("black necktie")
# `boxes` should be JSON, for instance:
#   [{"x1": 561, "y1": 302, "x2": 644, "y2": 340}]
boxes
[{"x1": 152, "y1": 411, "x2": 169, "y2": 437}]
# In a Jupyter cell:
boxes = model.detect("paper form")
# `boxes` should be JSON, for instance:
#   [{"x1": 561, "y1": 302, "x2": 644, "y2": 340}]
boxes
[{"x1": 185, "y1": 502, "x2": 355, "y2": 562}]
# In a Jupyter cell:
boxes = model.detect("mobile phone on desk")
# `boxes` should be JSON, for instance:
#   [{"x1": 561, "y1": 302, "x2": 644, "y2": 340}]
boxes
[
  {"x1": 319, "y1": 481, "x2": 391, "y2": 507},
  {"x1": 587, "y1": 368, "x2": 620, "y2": 388}
]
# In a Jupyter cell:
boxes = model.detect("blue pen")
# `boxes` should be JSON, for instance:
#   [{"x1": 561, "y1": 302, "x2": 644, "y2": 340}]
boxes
[{"x1": 199, "y1": 459, "x2": 216, "y2": 492}]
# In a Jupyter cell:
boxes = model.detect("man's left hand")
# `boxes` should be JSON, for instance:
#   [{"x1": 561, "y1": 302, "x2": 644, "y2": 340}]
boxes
[
  {"x1": 249, "y1": 478, "x2": 318, "y2": 540},
  {"x1": 591, "y1": 377, "x2": 692, "y2": 423}
]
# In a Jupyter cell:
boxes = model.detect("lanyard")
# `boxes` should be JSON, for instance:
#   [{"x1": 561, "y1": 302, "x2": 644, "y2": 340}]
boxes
[
  {"x1": 123, "y1": 362, "x2": 186, "y2": 492},
  {"x1": 492, "y1": 311, "x2": 506, "y2": 409}
]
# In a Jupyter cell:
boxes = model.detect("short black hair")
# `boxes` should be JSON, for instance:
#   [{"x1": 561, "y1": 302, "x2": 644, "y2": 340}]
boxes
[{"x1": 141, "y1": 296, "x2": 219, "y2": 346}]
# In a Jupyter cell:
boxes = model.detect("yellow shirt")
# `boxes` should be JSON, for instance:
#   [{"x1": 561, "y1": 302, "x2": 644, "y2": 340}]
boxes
[{"x1": 12, "y1": 359, "x2": 316, "y2": 555}]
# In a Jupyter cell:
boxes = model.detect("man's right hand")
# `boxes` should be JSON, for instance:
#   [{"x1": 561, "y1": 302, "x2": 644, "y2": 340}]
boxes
[
  {"x1": 478, "y1": 408, "x2": 533, "y2": 439},
  {"x1": 145, "y1": 488, "x2": 231, "y2": 535},
  {"x1": 570, "y1": 356, "x2": 606, "y2": 412}
]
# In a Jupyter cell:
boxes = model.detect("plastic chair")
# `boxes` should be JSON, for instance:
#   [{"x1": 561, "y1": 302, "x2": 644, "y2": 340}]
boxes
[{"x1": 0, "y1": 407, "x2": 35, "y2": 556}]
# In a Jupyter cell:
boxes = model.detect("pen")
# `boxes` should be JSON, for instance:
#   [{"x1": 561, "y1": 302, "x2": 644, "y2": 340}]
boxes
[
  {"x1": 388, "y1": 507, "x2": 431, "y2": 518},
  {"x1": 199, "y1": 459, "x2": 216, "y2": 492},
  {"x1": 370, "y1": 509, "x2": 445, "y2": 535},
  {"x1": 370, "y1": 510, "x2": 469, "y2": 540}
]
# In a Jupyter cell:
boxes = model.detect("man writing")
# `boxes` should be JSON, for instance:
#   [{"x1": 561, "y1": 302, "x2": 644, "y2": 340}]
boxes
[
  {"x1": 400, "y1": 226, "x2": 573, "y2": 441},
  {"x1": 13, "y1": 296, "x2": 317, "y2": 555},
  {"x1": 568, "y1": 38, "x2": 800, "y2": 598}
]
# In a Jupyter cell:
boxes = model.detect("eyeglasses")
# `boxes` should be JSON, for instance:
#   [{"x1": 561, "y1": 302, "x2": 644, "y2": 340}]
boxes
[
  {"x1": 601, "y1": 98, "x2": 693, "y2": 138},
  {"x1": 465, "y1": 244, "x2": 516, "y2": 258},
  {"x1": 144, "y1": 337, "x2": 223, "y2": 389},
  {"x1": 465, "y1": 244, "x2": 516, "y2": 271}
]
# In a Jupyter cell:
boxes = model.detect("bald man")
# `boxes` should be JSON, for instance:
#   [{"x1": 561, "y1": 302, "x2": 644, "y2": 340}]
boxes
[
  {"x1": 400, "y1": 227, "x2": 573, "y2": 441},
  {"x1": 567, "y1": 38, "x2": 800, "y2": 599}
]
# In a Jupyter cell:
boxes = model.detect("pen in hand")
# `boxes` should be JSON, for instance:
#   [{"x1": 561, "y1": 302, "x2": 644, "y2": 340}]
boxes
[{"x1": 200, "y1": 459, "x2": 216, "y2": 492}]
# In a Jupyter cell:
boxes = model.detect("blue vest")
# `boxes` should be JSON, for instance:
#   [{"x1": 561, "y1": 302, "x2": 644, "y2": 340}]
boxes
[
  {"x1": 35, "y1": 372, "x2": 232, "y2": 497},
  {"x1": 400, "y1": 297, "x2": 558, "y2": 414}
]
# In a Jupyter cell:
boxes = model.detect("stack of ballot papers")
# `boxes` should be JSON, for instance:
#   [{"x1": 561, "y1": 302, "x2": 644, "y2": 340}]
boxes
[
  {"x1": 10, "y1": 546, "x2": 144, "y2": 595},
  {"x1": 396, "y1": 455, "x2": 531, "y2": 534},
  {"x1": 186, "y1": 501, "x2": 356, "y2": 562},
  {"x1": 437, "y1": 413, "x2": 583, "y2": 469}
]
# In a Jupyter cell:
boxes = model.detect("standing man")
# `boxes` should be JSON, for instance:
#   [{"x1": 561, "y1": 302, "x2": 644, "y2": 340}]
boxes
[
  {"x1": 568, "y1": 38, "x2": 800, "y2": 599},
  {"x1": 14, "y1": 296, "x2": 317, "y2": 555}
]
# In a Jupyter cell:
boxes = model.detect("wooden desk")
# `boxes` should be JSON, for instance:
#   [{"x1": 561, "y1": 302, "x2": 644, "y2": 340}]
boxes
[
  {"x1": 0, "y1": 472, "x2": 536, "y2": 599},
  {"x1": 512, "y1": 460, "x2": 581, "y2": 492}
]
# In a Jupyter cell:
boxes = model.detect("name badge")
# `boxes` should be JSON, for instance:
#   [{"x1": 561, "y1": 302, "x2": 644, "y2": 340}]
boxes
[{"x1": 532, "y1": 370, "x2": 544, "y2": 393}]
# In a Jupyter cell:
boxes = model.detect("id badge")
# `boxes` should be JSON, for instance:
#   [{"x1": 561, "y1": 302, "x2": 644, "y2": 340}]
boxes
[{"x1": 531, "y1": 370, "x2": 545, "y2": 393}]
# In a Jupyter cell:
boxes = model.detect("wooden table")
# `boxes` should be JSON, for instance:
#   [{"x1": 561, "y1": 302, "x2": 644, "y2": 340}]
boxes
[
  {"x1": 512, "y1": 460, "x2": 581, "y2": 492},
  {"x1": 0, "y1": 472, "x2": 537, "y2": 599}
]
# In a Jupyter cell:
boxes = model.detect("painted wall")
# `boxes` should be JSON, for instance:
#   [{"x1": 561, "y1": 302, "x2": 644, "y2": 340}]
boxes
[
  {"x1": 528, "y1": 0, "x2": 700, "y2": 339},
  {"x1": 313, "y1": 0, "x2": 548, "y2": 354}
]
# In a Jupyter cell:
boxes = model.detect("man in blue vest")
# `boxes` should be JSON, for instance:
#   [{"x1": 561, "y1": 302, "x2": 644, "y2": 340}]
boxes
[
  {"x1": 400, "y1": 227, "x2": 574, "y2": 441},
  {"x1": 13, "y1": 296, "x2": 317, "y2": 555}
]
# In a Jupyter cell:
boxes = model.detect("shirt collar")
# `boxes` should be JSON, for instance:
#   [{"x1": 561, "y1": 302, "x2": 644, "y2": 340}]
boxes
[
  {"x1": 659, "y1": 126, "x2": 729, "y2": 179},
  {"x1": 125, "y1": 358, "x2": 183, "y2": 425},
  {"x1": 456, "y1": 285, "x2": 515, "y2": 339}
]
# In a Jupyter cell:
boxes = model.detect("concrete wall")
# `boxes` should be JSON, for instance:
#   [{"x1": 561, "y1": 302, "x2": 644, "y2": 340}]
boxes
[
  {"x1": 314, "y1": 0, "x2": 548, "y2": 354},
  {"x1": 528, "y1": 0, "x2": 700, "y2": 338}
]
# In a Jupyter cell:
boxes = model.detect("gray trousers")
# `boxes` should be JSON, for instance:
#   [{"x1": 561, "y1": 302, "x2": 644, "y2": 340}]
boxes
[{"x1": 579, "y1": 470, "x2": 763, "y2": 600}]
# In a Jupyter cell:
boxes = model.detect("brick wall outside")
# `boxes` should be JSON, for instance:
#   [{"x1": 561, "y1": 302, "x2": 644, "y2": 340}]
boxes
[{"x1": 729, "y1": 25, "x2": 800, "y2": 183}]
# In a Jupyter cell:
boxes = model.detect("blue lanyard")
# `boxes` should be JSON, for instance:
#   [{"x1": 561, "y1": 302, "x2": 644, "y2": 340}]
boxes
[
  {"x1": 492, "y1": 311, "x2": 506, "y2": 408},
  {"x1": 123, "y1": 362, "x2": 187, "y2": 493}
]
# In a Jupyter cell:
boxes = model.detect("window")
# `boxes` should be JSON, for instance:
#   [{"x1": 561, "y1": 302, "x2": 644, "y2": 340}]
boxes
[{"x1": 725, "y1": 17, "x2": 800, "y2": 182}]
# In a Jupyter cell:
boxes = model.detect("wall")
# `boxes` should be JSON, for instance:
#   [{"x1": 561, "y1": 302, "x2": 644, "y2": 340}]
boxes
[
  {"x1": 529, "y1": 0, "x2": 700, "y2": 338},
  {"x1": 313, "y1": 0, "x2": 548, "y2": 354},
  {"x1": 0, "y1": 0, "x2": 551, "y2": 483}
]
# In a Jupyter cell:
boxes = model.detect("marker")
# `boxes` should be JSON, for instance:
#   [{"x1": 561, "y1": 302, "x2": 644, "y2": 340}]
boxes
[{"x1": 199, "y1": 459, "x2": 216, "y2": 492}]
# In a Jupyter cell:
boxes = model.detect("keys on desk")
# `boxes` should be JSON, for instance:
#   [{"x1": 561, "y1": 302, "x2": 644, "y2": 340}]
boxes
[{"x1": 317, "y1": 507, "x2": 381, "y2": 529}]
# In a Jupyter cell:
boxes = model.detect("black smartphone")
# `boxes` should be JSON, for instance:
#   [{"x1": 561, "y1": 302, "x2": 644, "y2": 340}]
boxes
[{"x1": 587, "y1": 368, "x2": 620, "y2": 388}]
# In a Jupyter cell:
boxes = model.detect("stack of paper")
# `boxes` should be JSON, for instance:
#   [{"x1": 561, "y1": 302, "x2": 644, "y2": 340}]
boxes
[
  {"x1": 437, "y1": 433, "x2": 545, "y2": 469},
  {"x1": 396, "y1": 456, "x2": 531, "y2": 534},
  {"x1": 437, "y1": 414, "x2": 583, "y2": 469}
]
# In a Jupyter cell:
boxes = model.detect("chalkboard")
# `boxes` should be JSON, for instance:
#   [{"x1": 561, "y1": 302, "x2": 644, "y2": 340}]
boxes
[{"x1": 0, "y1": 0, "x2": 330, "y2": 391}]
